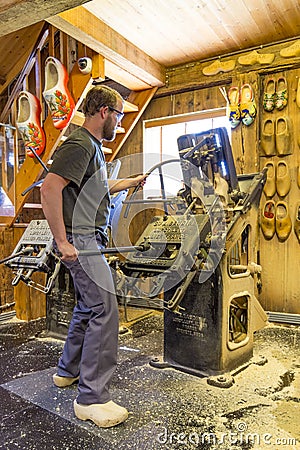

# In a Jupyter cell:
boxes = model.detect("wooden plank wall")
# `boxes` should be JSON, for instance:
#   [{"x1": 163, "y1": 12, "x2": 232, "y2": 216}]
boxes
[
  {"x1": 118, "y1": 39, "x2": 300, "y2": 315},
  {"x1": 258, "y1": 68, "x2": 300, "y2": 314},
  {"x1": 0, "y1": 227, "x2": 15, "y2": 311}
]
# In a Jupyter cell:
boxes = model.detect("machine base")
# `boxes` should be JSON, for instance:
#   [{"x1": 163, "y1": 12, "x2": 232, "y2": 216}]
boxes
[{"x1": 149, "y1": 354, "x2": 268, "y2": 389}]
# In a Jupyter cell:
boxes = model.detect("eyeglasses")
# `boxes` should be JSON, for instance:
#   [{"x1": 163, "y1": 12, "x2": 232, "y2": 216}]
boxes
[{"x1": 108, "y1": 106, "x2": 124, "y2": 121}]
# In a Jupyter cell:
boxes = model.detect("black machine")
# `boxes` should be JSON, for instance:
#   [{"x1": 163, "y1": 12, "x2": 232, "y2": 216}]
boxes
[
  {"x1": 113, "y1": 127, "x2": 267, "y2": 386},
  {"x1": 1, "y1": 128, "x2": 267, "y2": 386}
]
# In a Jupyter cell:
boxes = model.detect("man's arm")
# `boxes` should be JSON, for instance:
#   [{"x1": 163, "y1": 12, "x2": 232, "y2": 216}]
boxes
[
  {"x1": 40, "y1": 173, "x2": 77, "y2": 261},
  {"x1": 108, "y1": 174, "x2": 147, "y2": 194}
]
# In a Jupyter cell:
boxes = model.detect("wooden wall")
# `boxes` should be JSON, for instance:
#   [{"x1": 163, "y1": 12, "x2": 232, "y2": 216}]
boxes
[
  {"x1": 118, "y1": 39, "x2": 300, "y2": 315},
  {"x1": 0, "y1": 226, "x2": 14, "y2": 312}
]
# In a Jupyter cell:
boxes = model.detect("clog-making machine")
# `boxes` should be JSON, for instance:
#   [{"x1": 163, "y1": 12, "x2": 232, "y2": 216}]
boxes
[{"x1": 1, "y1": 127, "x2": 267, "y2": 387}]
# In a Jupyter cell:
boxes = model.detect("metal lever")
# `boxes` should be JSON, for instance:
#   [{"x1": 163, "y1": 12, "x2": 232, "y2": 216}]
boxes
[
  {"x1": 21, "y1": 145, "x2": 49, "y2": 196},
  {"x1": 124, "y1": 158, "x2": 181, "y2": 218},
  {"x1": 77, "y1": 239, "x2": 152, "y2": 256}
]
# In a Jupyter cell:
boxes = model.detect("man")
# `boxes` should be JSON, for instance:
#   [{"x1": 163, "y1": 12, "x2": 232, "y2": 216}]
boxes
[{"x1": 41, "y1": 85, "x2": 147, "y2": 428}]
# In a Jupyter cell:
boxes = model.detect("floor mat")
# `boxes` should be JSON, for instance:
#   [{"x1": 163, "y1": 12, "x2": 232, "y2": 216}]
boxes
[{"x1": 0, "y1": 366, "x2": 173, "y2": 449}]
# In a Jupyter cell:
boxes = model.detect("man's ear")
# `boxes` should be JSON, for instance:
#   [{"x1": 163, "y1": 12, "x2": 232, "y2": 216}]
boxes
[{"x1": 99, "y1": 105, "x2": 109, "y2": 119}]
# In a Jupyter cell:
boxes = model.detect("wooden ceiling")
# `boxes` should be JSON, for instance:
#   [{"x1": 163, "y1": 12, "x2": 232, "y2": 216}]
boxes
[
  {"x1": 82, "y1": 0, "x2": 300, "y2": 66},
  {"x1": 1, "y1": 0, "x2": 300, "y2": 91}
]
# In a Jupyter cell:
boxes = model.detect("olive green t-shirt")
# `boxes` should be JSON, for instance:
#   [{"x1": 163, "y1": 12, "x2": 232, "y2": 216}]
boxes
[{"x1": 49, "y1": 127, "x2": 110, "y2": 241}]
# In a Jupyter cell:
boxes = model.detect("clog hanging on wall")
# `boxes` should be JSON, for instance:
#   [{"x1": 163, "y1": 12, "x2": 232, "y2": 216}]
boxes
[
  {"x1": 43, "y1": 57, "x2": 75, "y2": 129},
  {"x1": 16, "y1": 90, "x2": 46, "y2": 158},
  {"x1": 261, "y1": 200, "x2": 276, "y2": 240}
]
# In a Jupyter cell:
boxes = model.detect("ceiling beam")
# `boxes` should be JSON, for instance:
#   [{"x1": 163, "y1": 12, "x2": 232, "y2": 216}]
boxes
[
  {"x1": 48, "y1": 6, "x2": 165, "y2": 88},
  {"x1": 0, "y1": 0, "x2": 90, "y2": 37}
]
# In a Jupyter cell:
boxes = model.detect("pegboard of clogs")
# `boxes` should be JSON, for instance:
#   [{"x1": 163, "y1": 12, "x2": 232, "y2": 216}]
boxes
[{"x1": 258, "y1": 67, "x2": 300, "y2": 314}]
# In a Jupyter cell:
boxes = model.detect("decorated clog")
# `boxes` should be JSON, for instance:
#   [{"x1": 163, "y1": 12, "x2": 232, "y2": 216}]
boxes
[
  {"x1": 263, "y1": 78, "x2": 276, "y2": 112},
  {"x1": 240, "y1": 84, "x2": 257, "y2": 126},
  {"x1": 43, "y1": 56, "x2": 75, "y2": 129},
  {"x1": 275, "y1": 77, "x2": 288, "y2": 110},
  {"x1": 226, "y1": 86, "x2": 241, "y2": 129},
  {"x1": 16, "y1": 90, "x2": 46, "y2": 158},
  {"x1": 261, "y1": 200, "x2": 275, "y2": 240}
]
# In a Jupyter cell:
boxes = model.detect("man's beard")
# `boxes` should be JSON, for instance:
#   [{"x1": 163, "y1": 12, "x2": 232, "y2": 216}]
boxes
[{"x1": 103, "y1": 116, "x2": 116, "y2": 141}]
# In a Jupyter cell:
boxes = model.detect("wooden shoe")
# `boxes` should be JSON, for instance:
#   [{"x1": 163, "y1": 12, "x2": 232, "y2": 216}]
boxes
[
  {"x1": 294, "y1": 203, "x2": 300, "y2": 244},
  {"x1": 238, "y1": 50, "x2": 259, "y2": 65},
  {"x1": 276, "y1": 160, "x2": 291, "y2": 198},
  {"x1": 202, "y1": 59, "x2": 235, "y2": 76},
  {"x1": 53, "y1": 373, "x2": 79, "y2": 387},
  {"x1": 275, "y1": 117, "x2": 291, "y2": 156},
  {"x1": 263, "y1": 78, "x2": 276, "y2": 112},
  {"x1": 261, "y1": 200, "x2": 275, "y2": 240},
  {"x1": 238, "y1": 50, "x2": 274, "y2": 66},
  {"x1": 16, "y1": 91, "x2": 46, "y2": 158},
  {"x1": 256, "y1": 52, "x2": 275, "y2": 65},
  {"x1": 275, "y1": 201, "x2": 292, "y2": 242},
  {"x1": 74, "y1": 399, "x2": 128, "y2": 428},
  {"x1": 263, "y1": 162, "x2": 276, "y2": 198},
  {"x1": 275, "y1": 77, "x2": 288, "y2": 110},
  {"x1": 260, "y1": 118, "x2": 275, "y2": 156},
  {"x1": 240, "y1": 84, "x2": 256, "y2": 126},
  {"x1": 280, "y1": 40, "x2": 300, "y2": 58},
  {"x1": 43, "y1": 56, "x2": 75, "y2": 129},
  {"x1": 226, "y1": 86, "x2": 241, "y2": 129},
  {"x1": 297, "y1": 77, "x2": 300, "y2": 109}
]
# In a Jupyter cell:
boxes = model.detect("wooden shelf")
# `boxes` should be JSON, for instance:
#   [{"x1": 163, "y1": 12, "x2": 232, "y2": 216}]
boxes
[
  {"x1": 71, "y1": 111, "x2": 85, "y2": 126},
  {"x1": 23, "y1": 203, "x2": 43, "y2": 209}
]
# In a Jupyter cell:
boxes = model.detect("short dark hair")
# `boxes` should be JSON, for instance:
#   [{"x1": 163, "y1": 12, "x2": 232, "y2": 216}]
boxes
[{"x1": 83, "y1": 85, "x2": 123, "y2": 117}]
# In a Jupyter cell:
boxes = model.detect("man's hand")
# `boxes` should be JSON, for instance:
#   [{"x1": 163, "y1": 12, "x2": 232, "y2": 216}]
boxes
[
  {"x1": 108, "y1": 174, "x2": 148, "y2": 194},
  {"x1": 132, "y1": 173, "x2": 148, "y2": 188},
  {"x1": 57, "y1": 241, "x2": 78, "y2": 262}
]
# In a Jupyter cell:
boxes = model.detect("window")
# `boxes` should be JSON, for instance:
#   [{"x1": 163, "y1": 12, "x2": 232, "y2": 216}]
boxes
[{"x1": 143, "y1": 109, "x2": 230, "y2": 199}]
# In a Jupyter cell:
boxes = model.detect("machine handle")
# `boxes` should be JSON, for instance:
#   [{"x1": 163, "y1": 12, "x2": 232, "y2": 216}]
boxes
[
  {"x1": 78, "y1": 243, "x2": 150, "y2": 256},
  {"x1": 123, "y1": 158, "x2": 181, "y2": 218}
]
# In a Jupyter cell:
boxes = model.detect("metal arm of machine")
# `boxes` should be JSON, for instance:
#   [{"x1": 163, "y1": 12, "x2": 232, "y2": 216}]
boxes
[
  {"x1": 0, "y1": 223, "x2": 153, "y2": 294},
  {"x1": 123, "y1": 158, "x2": 181, "y2": 218},
  {"x1": 77, "y1": 239, "x2": 152, "y2": 256}
]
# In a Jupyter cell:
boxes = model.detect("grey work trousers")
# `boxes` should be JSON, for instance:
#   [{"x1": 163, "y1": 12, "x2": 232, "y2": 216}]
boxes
[{"x1": 56, "y1": 233, "x2": 119, "y2": 404}]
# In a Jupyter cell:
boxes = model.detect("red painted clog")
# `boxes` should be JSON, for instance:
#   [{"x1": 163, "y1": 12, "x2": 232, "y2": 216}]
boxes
[
  {"x1": 16, "y1": 91, "x2": 46, "y2": 158},
  {"x1": 43, "y1": 57, "x2": 75, "y2": 129}
]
